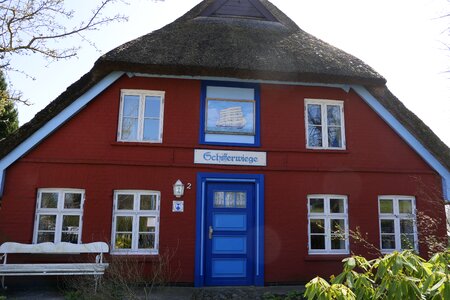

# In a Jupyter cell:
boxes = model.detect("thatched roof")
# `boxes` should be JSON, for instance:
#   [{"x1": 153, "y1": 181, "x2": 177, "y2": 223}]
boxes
[
  {"x1": 97, "y1": 0, "x2": 385, "y2": 85},
  {"x1": 0, "y1": 0, "x2": 448, "y2": 174}
]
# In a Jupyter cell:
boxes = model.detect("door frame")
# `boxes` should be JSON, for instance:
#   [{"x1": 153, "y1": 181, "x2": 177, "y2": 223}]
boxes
[{"x1": 194, "y1": 173, "x2": 264, "y2": 287}]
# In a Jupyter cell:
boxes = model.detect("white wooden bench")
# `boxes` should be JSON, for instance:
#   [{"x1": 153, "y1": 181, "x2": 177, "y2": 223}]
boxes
[{"x1": 0, "y1": 242, "x2": 109, "y2": 290}]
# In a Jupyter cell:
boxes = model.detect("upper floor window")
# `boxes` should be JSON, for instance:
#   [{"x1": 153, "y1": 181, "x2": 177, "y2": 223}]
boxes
[
  {"x1": 33, "y1": 189, "x2": 85, "y2": 244},
  {"x1": 111, "y1": 190, "x2": 160, "y2": 255},
  {"x1": 308, "y1": 195, "x2": 349, "y2": 254},
  {"x1": 378, "y1": 196, "x2": 417, "y2": 252},
  {"x1": 200, "y1": 81, "x2": 260, "y2": 147},
  {"x1": 305, "y1": 99, "x2": 345, "y2": 150},
  {"x1": 118, "y1": 90, "x2": 165, "y2": 143}
]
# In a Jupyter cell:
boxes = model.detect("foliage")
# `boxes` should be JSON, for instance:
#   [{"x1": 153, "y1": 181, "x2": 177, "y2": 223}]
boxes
[
  {"x1": 304, "y1": 250, "x2": 450, "y2": 300},
  {"x1": 0, "y1": 70, "x2": 18, "y2": 140},
  {"x1": 63, "y1": 245, "x2": 179, "y2": 300}
]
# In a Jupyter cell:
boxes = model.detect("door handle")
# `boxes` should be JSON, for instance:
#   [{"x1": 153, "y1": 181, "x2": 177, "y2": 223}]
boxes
[{"x1": 209, "y1": 226, "x2": 214, "y2": 239}]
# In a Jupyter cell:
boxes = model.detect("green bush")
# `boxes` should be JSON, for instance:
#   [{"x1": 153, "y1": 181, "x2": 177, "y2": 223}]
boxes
[{"x1": 304, "y1": 250, "x2": 450, "y2": 300}]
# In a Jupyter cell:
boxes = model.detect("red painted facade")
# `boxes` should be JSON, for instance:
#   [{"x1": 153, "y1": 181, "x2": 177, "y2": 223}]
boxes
[{"x1": 0, "y1": 75, "x2": 446, "y2": 283}]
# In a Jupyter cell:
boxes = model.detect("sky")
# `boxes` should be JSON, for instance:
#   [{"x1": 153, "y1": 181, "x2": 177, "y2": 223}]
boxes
[{"x1": 8, "y1": 0, "x2": 450, "y2": 146}]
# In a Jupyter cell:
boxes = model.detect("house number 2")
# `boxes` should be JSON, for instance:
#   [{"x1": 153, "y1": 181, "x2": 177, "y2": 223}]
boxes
[{"x1": 186, "y1": 183, "x2": 192, "y2": 190}]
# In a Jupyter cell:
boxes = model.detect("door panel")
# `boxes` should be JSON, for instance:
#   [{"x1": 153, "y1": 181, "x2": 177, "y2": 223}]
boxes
[
  {"x1": 213, "y1": 213, "x2": 247, "y2": 230},
  {"x1": 213, "y1": 236, "x2": 247, "y2": 254},
  {"x1": 205, "y1": 182, "x2": 254, "y2": 286}
]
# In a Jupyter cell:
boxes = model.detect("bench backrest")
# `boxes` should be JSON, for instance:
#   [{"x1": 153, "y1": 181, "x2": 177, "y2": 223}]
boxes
[{"x1": 0, "y1": 242, "x2": 109, "y2": 254}]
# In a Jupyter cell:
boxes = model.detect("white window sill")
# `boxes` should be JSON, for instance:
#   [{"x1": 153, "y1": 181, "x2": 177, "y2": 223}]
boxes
[{"x1": 110, "y1": 251, "x2": 159, "y2": 256}]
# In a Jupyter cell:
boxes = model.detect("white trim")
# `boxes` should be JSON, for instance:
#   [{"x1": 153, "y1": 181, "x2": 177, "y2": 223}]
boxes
[
  {"x1": 0, "y1": 72, "x2": 124, "y2": 197},
  {"x1": 111, "y1": 190, "x2": 160, "y2": 255},
  {"x1": 32, "y1": 188, "x2": 85, "y2": 244},
  {"x1": 352, "y1": 86, "x2": 450, "y2": 201},
  {"x1": 378, "y1": 196, "x2": 418, "y2": 253},
  {"x1": 304, "y1": 99, "x2": 346, "y2": 150},
  {"x1": 117, "y1": 89, "x2": 165, "y2": 143},
  {"x1": 307, "y1": 195, "x2": 349, "y2": 255}
]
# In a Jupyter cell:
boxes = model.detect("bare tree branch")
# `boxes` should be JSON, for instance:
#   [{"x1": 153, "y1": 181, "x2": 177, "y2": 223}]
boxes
[
  {"x1": 0, "y1": 0, "x2": 129, "y2": 105},
  {"x1": 0, "y1": 0, "x2": 127, "y2": 65}
]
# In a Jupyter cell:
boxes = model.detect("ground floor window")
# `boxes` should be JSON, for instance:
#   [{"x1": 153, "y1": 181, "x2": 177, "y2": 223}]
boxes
[
  {"x1": 379, "y1": 196, "x2": 417, "y2": 252},
  {"x1": 307, "y1": 195, "x2": 349, "y2": 254},
  {"x1": 112, "y1": 190, "x2": 160, "y2": 254},
  {"x1": 33, "y1": 189, "x2": 84, "y2": 244}
]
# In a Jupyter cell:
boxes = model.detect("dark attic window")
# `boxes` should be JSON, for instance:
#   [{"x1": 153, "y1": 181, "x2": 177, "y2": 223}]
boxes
[{"x1": 201, "y1": 0, "x2": 277, "y2": 22}]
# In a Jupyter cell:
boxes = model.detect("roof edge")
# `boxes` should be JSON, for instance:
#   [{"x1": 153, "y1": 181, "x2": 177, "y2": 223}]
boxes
[
  {"x1": 353, "y1": 85, "x2": 450, "y2": 201},
  {"x1": 0, "y1": 71, "x2": 124, "y2": 197},
  {"x1": 94, "y1": 60, "x2": 387, "y2": 87}
]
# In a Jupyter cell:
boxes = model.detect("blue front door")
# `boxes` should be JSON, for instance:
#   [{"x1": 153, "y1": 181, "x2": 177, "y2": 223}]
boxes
[{"x1": 205, "y1": 182, "x2": 255, "y2": 286}]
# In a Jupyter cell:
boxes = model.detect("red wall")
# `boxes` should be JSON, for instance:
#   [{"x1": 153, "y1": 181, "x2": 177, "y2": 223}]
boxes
[{"x1": 0, "y1": 75, "x2": 445, "y2": 283}]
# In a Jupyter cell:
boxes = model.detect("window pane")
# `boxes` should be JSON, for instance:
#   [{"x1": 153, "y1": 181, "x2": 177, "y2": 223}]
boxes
[
  {"x1": 41, "y1": 193, "x2": 58, "y2": 209},
  {"x1": 116, "y1": 216, "x2": 133, "y2": 232},
  {"x1": 331, "y1": 219, "x2": 345, "y2": 234},
  {"x1": 138, "y1": 233, "x2": 155, "y2": 249},
  {"x1": 121, "y1": 117, "x2": 138, "y2": 140},
  {"x1": 144, "y1": 96, "x2": 161, "y2": 118},
  {"x1": 115, "y1": 233, "x2": 132, "y2": 249},
  {"x1": 380, "y1": 219, "x2": 395, "y2": 233},
  {"x1": 379, "y1": 199, "x2": 393, "y2": 214},
  {"x1": 214, "y1": 192, "x2": 225, "y2": 208},
  {"x1": 308, "y1": 126, "x2": 323, "y2": 147},
  {"x1": 38, "y1": 215, "x2": 56, "y2": 230},
  {"x1": 308, "y1": 104, "x2": 322, "y2": 125},
  {"x1": 381, "y1": 235, "x2": 396, "y2": 249},
  {"x1": 400, "y1": 219, "x2": 414, "y2": 234},
  {"x1": 401, "y1": 234, "x2": 415, "y2": 250},
  {"x1": 331, "y1": 236, "x2": 346, "y2": 250},
  {"x1": 64, "y1": 193, "x2": 82, "y2": 209},
  {"x1": 122, "y1": 95, "x2": 139, "y2": 117},
  {"x1": 327, "y1": 105, "x2": 341, "y2": 126},
  {"x1": 61, "y1": 233, "x2": 78, "y2": 244},
  {"x1": 62, "y1": 215, "x2": 80, "y2": 232},
  {"x1": 117, "y1": 194, "x2": 134, "y2": 210},
  {"x1": 37, "y1": 232, "x2": 55, "y2": 243},
  {"x1": 309, "y1": 198, "x2": 324, "y2": 213},
  {"x1": 328, "y1": 127, "x2": 342, "y2": 148},
  {"x1": 310, "y1": 235, "x2": 325, "y2": 249},
  {"x1": 330, "y1": 198, "x2": 344, "y2": 213},
  {"x1": 139, "y1": 216, "x2": 156, "y2": 232},
  {"x1": 310, "y1": 219, "x2": 325, "y2": 233},
  {"x1": 143, "y1": 119, "x2": 160, "y2": 141},
  {"x1": 225, "y1": 192, "x2": 235, "y2": 208},
  {"x1": 140, "y1": 195, "x2": 157, "y2": 210},
  {"x1": 399, "y1": 200, "x2": 413, "y2": 214},
  {"x1": 236, "y1": 192, "x2": 246, "y2": 208}
]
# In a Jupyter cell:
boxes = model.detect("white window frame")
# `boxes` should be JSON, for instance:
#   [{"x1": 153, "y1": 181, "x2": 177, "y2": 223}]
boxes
[
  {"x1": 117, "y1": 89, "x2": 165, "y2": 143},
  {"x1": 378, "y1": 196, "x2": 418, "y2": 253},
  {"x1": 304, "y1": 99, "x2": 346, "y2": 150},
  {"x1": 307, "y1": 195, "x2": 349, "y2": 254},
  {"x1": 33, "y1": 188, "x2": 85, "y2": 244},
  {"x1": 111, "y1": 190, "x2": 160, "y2": 255}
]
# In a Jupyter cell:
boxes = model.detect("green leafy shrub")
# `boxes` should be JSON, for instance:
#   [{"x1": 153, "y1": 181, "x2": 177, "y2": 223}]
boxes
[{"x1": 304, "y1": 250, "x2": 450, "y2": 300}]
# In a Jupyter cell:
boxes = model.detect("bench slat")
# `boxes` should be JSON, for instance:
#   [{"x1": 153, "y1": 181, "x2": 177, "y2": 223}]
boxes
[
  {"x1": 0, "y1": 263, "x2": 108, "y2": 271},
  {"x1": 0, "y1": 242, "x2": 109, "y2": 254},
  {"x1": 0, "y1": 272, "x2": 105, "y2": 276},
  {"x1": 0, "y1": 263, "x2": 108, "y2": 275}
]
